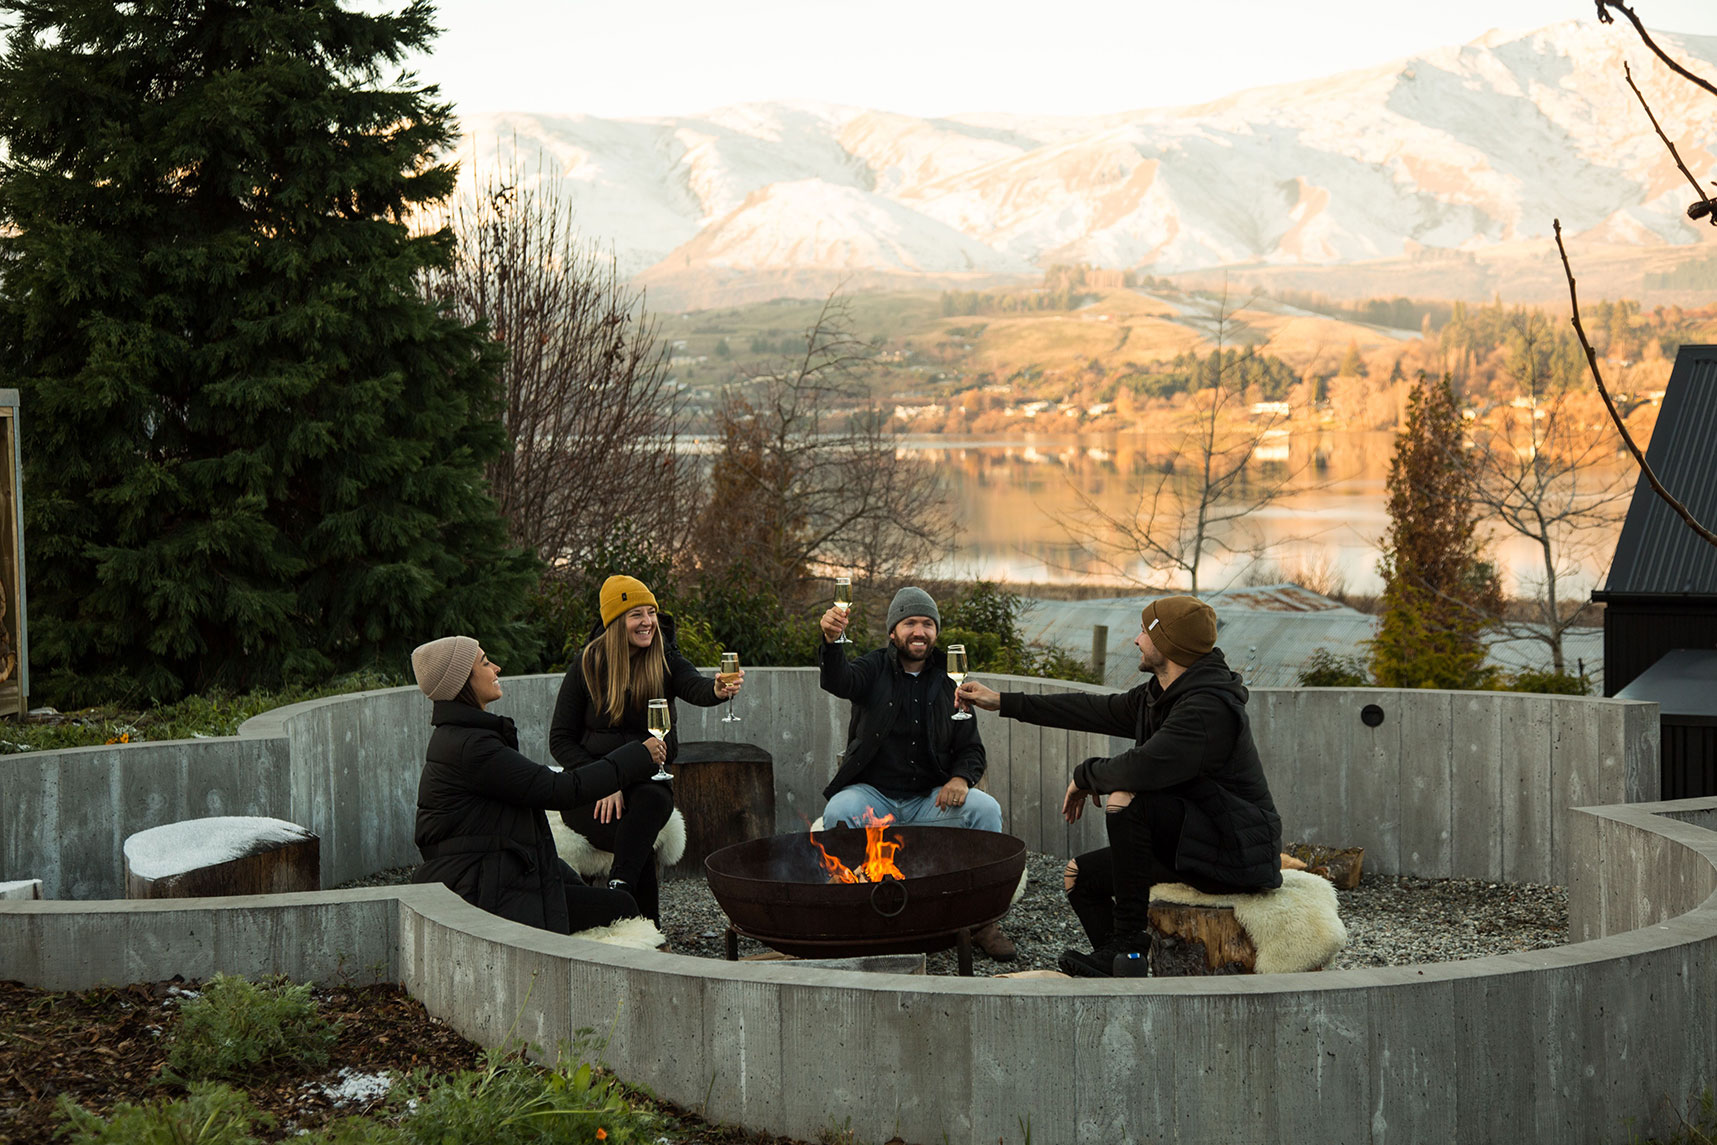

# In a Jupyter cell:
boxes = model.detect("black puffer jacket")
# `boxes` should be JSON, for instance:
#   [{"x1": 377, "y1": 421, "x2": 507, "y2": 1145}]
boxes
[
  {"x1": 549, "y1": 612, "x2": 723, "y2": 768},
  {"x1": 412, "y1": 701, "x2": 656, "y2": 932},
  {"x1": 999, "y1": 649, "x2": 1282, "y2": 889},
  {"x1": 819, "y1": 639, "x2": 986, "y2": 800}
]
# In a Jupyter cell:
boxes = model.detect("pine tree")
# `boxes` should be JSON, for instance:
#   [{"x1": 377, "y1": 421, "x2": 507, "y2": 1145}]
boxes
[
  {"x1": 0, "y1": 0, "x2": 537, "y2": 703},
  {"x1": 1370, "y1": 373, "x2": 1501, "y2": 689}
]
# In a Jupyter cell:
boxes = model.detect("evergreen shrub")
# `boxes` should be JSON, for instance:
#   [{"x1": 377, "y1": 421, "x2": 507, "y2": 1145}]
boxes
[
  {"x1": 165, "y1": 974, "x2": 340, "y2": 1083},
  {"x1": 1296, "y1": 648, "x2": 1371, "y2": 687}
]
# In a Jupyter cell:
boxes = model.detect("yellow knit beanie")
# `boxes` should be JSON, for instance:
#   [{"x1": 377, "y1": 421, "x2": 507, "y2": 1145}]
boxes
[{"x1": 600, "y1": 575, "x2": 658, "y2": 628}]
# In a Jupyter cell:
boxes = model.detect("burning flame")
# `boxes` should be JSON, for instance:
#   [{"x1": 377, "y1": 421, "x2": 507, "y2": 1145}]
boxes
[{"x1": 809, "y1": 810, "x2": 906, "y2": 883}]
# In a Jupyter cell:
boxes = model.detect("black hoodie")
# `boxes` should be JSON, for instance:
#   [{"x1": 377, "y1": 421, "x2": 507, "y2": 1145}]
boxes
[{"x1": 999, "y1": 648, "x2": 1283, "y2": 889}]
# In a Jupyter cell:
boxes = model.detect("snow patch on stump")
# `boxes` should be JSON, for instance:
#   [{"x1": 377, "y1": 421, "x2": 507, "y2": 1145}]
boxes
[{"x1": 123, "y1": 816, "x2": 314, "y2": 880}]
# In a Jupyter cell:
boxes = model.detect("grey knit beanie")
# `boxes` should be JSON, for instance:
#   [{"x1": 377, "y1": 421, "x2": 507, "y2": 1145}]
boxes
[
  {"x1": 412, "y1": 635, "x2": 481, "y2": 702},
  {"x1": 886, "y1": 586, "x2": 940, "y2": 635}
]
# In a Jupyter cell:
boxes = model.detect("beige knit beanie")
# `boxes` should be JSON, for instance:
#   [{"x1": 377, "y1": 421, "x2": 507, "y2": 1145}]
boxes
[
  {"x1": 1140, "y1": 596, "x2": 1218, "y2": 667},
  {"x1": 412, "y1": 635, "x2": 482, "y2": 701}
]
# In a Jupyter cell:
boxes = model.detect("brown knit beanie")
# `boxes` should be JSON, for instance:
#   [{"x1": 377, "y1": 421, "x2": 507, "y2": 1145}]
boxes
[
  {"x1": 412, "y1": 635, "x2": 482, "y2": 701},
  {"x1": 600, "y1": 575, "x2": 658, "y2": 628},
  {"x1": 1141, "y1": 596, "x2": 1218, "y2": 667}
]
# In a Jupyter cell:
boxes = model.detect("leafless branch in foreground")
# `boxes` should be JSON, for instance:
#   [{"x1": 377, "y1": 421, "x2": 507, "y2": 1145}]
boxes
[
  {"x1": 1596, "y1": 1, "x2": 1717, "y2": 98},
  {"x1": 1620, "y1": 62, "x2": 1717, "y2": 223},
  {"x1": 1553, "y1": 219, "x2": 1717, "y2": 548}
]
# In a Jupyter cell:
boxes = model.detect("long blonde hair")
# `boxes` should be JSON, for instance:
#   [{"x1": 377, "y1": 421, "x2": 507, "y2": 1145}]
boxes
[{"x1": 580, "y1": 612, "x2": 669, "y2": 725}]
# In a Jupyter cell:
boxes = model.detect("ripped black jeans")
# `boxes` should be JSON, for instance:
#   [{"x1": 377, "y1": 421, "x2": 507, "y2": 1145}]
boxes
[{"x1": 1064, "y1": 793, "x2": 1243, "y2": 947}]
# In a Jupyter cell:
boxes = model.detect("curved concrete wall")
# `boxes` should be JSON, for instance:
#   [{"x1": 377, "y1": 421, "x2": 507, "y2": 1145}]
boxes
[
  {"x1": 0, "y1": 672, "x2": 1659, "y2": 898},
  {"x1": 4, "y1": 797, "x2": 1714, "y2": 1145}
]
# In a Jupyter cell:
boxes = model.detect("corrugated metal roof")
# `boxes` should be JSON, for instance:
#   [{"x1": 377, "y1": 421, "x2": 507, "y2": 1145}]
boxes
[
  {"x1": 1019, "y1": 584, "x2": 1604, "y2": 690},
  {"x1": 1599, "y1": 344, "x2": 1717, "y2": 598}
]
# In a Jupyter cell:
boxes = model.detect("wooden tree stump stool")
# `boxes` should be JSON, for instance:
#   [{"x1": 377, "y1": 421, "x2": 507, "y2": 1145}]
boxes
[
  {"x1": 124, "y1": 816, "x2": 320, "y2": 899},
  {"x1": 665, "y1": 741, "x2": 774, "y2": 880},
  {"x1": 1147, "y1": 901, "x2": 1258, "y2": 976},
  {"x1": 1283, "y1": 842, "x2": 1365, "y2": 889}
]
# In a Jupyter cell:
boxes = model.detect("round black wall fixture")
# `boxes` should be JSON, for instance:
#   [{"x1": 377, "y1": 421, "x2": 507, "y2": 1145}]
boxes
[{"x1": 1360, "y1": 704, "x2": 1385, "y2": 727}]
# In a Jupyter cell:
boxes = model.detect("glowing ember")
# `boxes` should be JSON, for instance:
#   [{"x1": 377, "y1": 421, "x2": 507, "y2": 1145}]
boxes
[{"x1": 809, "y1": 811, "x2": 906, "y2": 883}]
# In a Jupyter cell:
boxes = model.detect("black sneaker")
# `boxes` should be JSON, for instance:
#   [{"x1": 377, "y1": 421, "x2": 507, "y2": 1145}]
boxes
[
  {"x1": 1058, "y1": 946, "x2": 1119, "y2": 978},
  {"x1": 606, "y1": 878, "x2": 632, "y2": 896},
  {"x1": 1059, "y1": 932, "x2": 1151, "y2": 979}
]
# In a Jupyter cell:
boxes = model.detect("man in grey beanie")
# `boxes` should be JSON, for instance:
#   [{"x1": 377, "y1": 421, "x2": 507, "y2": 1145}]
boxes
[{"x1": 818, "y1": 585, "x2": 1015, "y2": 959}]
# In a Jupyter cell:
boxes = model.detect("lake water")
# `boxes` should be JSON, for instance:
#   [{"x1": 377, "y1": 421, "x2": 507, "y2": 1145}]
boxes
[{"x1": 900, "y1": 431, "x2": 1629, "y2": 598}]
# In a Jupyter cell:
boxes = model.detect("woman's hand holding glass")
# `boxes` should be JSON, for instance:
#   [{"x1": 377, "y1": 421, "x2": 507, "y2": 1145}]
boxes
[{"x1": 718, "y1": 652, "x2": 744, "y2": 722}]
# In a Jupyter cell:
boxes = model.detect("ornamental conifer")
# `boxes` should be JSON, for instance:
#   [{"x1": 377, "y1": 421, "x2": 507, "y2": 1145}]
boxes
[
  {"x1": 1370, "y1": 373, "x2": 1501, "y2": 689},
  {"x1": 0, "y1": 0, "x2": 536, "y2": 703}
]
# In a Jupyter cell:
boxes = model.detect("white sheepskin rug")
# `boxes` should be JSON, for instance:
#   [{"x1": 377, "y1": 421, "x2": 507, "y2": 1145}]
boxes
[
  {"x1": 551, "y1": 808, "x2": 686, "y2": 880},
  {"x1": 1150, "y1": 868, "x2": 1347, "y2": 973},
  {"x1": 568, "y1": 915, "x2": 665, "y2": 950}
]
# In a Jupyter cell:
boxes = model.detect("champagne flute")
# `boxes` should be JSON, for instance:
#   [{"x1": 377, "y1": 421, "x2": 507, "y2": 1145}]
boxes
[
  {"x1": 646, "y1": 698, "x2": 672, "y2": 780},
  {"x1": 719, "y1": 652, "x2": 742, "y2": 723},
  {"x1": 832, "y1": 577, "x2": 853, "y2": 644},
  {"x1": 947, "y1": 644, "x2": 972, "y2": 720}
]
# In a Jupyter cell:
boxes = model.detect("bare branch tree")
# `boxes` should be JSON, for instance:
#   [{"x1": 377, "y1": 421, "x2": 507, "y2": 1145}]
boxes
[
  {"x1": 424, "y1": 140, "x2": 694, "y2": 566},
  {"x1": 1461, "y1": 311, "x2": 1632, "y2": 672},
  {"x1": 1554, "y1": 221, "x2": 1717, "y2": 548},
  {"x1": 1058, "y1": 291, "x2": 1306, "y2": 593},
  {"x1": 1560, "y1": 6, "x2": 1717, "y2": 549},
  {"x1": 694, "y1": 292, "x2": 953, "y2": 605}
]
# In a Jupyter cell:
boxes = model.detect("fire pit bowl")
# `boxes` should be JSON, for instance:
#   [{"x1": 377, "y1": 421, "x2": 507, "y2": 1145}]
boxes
[{"x1": 704, "y1": 826, "x2": 1026, "y2": 958}]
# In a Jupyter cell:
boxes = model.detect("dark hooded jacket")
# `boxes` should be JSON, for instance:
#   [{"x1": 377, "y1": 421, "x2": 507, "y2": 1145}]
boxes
[
  {"x1": 412, "y1": 701, "x2": 656, "y2": 932},
  {"x1": 549, "y1": 612, "x2": 724, "y2": 769},
  {"x1": 819, "y1": 638, "x2": 986, "y2": 801},
  {"x1": 999, "y1": 648, "x2": 1282, "y2": 889}
]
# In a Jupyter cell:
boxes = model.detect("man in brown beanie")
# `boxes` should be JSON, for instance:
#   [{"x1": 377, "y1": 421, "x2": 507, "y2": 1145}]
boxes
[{"x1": 959, "y1": 594, "x2": 1282, "y2": 977}]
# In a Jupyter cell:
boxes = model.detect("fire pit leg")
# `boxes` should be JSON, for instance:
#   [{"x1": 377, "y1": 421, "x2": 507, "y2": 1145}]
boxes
[
  {"x1": 724, "y1": 928, "x2": 739, "y2": 961},
  {"x1": 956, "y1": 927, "x2": 974, "y2": 977}
]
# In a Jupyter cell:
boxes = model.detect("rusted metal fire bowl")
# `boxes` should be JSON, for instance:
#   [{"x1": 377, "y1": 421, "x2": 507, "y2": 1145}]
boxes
[{"x1": 704, "y1": 826, "x2": 1026, "y2": 957}]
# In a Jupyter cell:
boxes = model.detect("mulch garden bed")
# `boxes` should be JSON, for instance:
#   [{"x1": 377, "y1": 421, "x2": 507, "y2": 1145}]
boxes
[{"x1": 0, "y1": 978, "x2": 794, "y2": 1144}]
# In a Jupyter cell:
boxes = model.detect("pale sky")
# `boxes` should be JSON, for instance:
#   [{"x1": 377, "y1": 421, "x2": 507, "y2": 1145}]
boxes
[{"x1": 406, "y1": 0, "x2": 1717, "y2": 120}]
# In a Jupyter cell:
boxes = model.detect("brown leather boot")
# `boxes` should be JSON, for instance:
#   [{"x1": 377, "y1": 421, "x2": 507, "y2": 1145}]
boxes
[{"x1": 972, "y1": 921, "x2": 1016, "y2": 961}]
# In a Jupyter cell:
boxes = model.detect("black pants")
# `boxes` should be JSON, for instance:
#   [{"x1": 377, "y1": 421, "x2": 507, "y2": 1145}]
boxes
[
  {"x1": 555, "y1": 859, "x2": 639, "y2": 932},
  {"x1": 560, "y1": 780, "x2": 674, "y2": 922},
  {"x1": 1066, "y1": 794, "x2": 1245, "y2": 946}
]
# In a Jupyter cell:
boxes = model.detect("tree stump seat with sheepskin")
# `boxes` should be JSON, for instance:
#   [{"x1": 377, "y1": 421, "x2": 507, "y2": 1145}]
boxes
[
  {"x1": 123, "y1": 816, "x2": 319, "y2": 899},
  {"x1": 550, "y1": 808, "x2": 688, "y2": 882},
  {"x1": 1145, "y1": 868, "x2": 1347, "y2": 976}
]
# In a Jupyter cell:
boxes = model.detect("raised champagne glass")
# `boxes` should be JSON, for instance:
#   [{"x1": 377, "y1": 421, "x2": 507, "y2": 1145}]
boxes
[
  {"x1": 719, "y1": 652, "x2": 741, "y2": 723},
  {"x1": 833, "y1": 577, "x2": 853, "y2": 644},
  {"x1": 646, "y1": 698, "x2": 672, "y2": 780},
  {"x1": 947, "y1": 643, "x2": 972, "y2": 720}
]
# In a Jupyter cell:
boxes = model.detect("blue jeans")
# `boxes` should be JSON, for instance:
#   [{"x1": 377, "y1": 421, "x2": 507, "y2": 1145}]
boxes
[{"x1": 822, "y1": 783, "x2": 1003, "y2": 833}]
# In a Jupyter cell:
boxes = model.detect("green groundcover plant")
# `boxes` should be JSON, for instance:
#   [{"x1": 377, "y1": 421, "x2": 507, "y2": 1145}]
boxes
[
  {"x1": 62, "y1": 1052, "x2": 658, "y2": 1145},
  {"x1": 164, "y1": 974, "x2": 341, "y2": 1084}
]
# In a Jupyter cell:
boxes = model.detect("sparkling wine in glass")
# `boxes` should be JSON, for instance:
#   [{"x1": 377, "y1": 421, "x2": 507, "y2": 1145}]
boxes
[
  {"x1": 719, "y1": 652, "x2": 741, "y2": 723},
  {"x1": 646, "y1": 698, "x2": 672, "y2": 780},
  {"x1": 832, "y1": 577, "x2": 853, "y2": 644},
  {"x1": 946, "y1": 644, "x2": 972, "y2": 720}
]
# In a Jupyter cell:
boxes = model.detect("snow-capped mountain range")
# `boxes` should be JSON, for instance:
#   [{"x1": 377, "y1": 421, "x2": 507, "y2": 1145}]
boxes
[{"x1": 455, "y1": 21, "x2": 1717, "y2": 308}]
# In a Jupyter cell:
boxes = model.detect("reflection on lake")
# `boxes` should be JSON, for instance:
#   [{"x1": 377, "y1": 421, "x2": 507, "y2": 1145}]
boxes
[{"x1": 903, "y1": 432, "x2": 1626, "y2": 597}]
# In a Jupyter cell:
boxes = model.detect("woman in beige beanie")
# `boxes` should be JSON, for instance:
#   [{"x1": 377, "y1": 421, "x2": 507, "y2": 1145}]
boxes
[
  {"x1": 409, "y1": 635, "x2": 667, "y2": 934},
  {"x1": 549, "y1": 575, "x2": 742, "y2": 921}
]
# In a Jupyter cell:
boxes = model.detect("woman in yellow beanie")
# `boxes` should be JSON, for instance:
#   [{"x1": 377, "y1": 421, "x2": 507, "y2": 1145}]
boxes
[
  {"x1": 409, "y1": 635, "x2": 666, "y2": 934},
  {"x1": 549, "y1": 575, "x2": 742, "y2": 921}
]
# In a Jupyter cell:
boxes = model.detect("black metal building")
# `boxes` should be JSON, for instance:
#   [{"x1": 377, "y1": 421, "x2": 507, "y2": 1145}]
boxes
[{"x1": 1592, "y1": 344, "x2": 1717, "y2": 795}]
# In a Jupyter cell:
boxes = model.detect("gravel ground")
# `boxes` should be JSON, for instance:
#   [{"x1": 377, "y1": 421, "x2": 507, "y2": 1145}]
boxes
[
  {"x1": 661, "y1": 850, "x2": 1570, "y2": 974},
  {"x1": 347, "y1": 851, "x2": 1569, "y2": 975}
]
